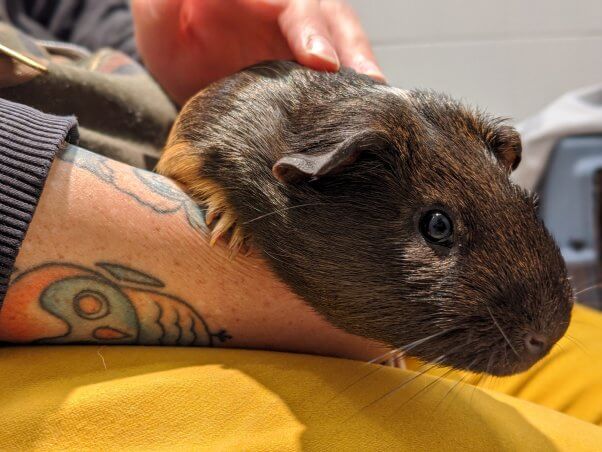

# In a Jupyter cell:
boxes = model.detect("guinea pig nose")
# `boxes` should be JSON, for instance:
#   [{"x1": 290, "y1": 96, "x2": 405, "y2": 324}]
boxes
[{"x1": 525, "y1": 333, "x2": 547, "y2": 356}]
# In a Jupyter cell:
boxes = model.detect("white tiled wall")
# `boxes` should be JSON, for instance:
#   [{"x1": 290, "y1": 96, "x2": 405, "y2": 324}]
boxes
[{"x1": 348, "y1": 0, "x2": 602, "y2": 121}]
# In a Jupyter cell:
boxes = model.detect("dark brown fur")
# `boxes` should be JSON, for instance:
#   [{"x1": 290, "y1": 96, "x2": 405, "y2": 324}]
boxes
[{"x1": 158, "y1": 61, "x2": 573, "y2": 376}]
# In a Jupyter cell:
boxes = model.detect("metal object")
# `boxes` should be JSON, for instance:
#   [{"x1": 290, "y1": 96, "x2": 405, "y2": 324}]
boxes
[
  {"x1": 537, "y1": 135, "x2": 602, "y2": 308},
  {"x1": 0, "y1": 43, "x2": 47, "y2": 72}
]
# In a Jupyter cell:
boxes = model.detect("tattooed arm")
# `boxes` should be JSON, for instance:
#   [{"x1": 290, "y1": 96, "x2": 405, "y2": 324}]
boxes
[{"x1": 0, "y1": 145, "x2": 388, "y2": 361}]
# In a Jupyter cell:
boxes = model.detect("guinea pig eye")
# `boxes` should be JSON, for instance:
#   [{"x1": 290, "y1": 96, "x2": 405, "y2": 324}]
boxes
[{"x1": 419, "y1": 210, "x2": 454, "y2": 247}]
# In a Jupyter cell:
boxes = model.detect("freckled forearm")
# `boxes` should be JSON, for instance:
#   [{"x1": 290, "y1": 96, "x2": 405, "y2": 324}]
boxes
[
  {"x1": 0, "y1": 146, "x2": 390, "y2": 362},
  {"x1": 1, "y1": 145, "x2": 234, "y2": 346}
]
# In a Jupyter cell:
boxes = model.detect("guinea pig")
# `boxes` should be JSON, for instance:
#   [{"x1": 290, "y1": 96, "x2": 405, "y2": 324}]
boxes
[{"x1": 157, "y1": 60, "x2": 573, "y2": 376}]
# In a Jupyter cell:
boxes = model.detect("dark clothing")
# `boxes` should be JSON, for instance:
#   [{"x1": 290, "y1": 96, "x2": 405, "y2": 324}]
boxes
[
  {"x1": 0, "y1": 0, "x2": 138, "y2": 60},
  {"x1": 0, "y1": 98, "x2": 77, "y2": 307},
  {"x1": 0, "y1": 21, "x2": 176, "y2": 168}
]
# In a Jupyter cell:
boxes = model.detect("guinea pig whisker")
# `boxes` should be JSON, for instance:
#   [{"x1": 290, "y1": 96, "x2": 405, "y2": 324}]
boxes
[
  {"x1": 448, "y1": 376, "x2": 470, "y2": 413},
  {"x1": 574, "y1": 282, "x2": 602, "y2": 296},
  {"x1": 388, "y1": 355, "x2": 446, "y2": 391},
  {"x1": 378, "y1": 350, "x2": 407, "y2": 368},
  {"x1": 474, "y1": 372, "x2": 486, "y2": 387},
  {"x1": 368, "y1": 348, "x2": 402, "y2": 364},
  {"x1": 242, "y1": 203, "x2": 331, "y2": 225},
  {"x1": 346, "y1": 359, "x2": 445, "y2": 418},
  {"x1": 392, "y1": 368, "x2": 457, "y2": 415},
  {"x1": 399, "y1": 328, "x2": 459, "y2": 355},
  {"x1": 468, "y1": 353, "x2": 495, "y2": 406},
  {"x1": 486, "y1": 305, "x2": 520, "y2": 358},
  {"x1": 483, "y1": 353, "x2": 498, "y2": 388},
  {"x1": 341, "y1": 344, "x2": 467, "y2": 425},
  {"x1": 469, "y1": 370, "x2": 488, "y2": 408},
  {"x1": 435, "y1": 375, "x2": 468, "y2": 415},
  {"x1": 554, "y1": 340, "x2": 567, "y2": 355},
  {"x1": 357, "y1": 343, "x2": 467, "y2": 414},
  {"x1": 564, "y1": 334, "x2": 590, "y2": 356},
  {"x1": 327, "y1": 348, "x2": 403, "y2": 404},
  {"x1": 331, "y1": 328, "x2": 459, "y2": 406},
  {"x1": 333, "y1": 329, "x2": 460, "y2": 404},
  {"x1": 262, "y1": 249, "x2": 289, "y2": 265},
  {"x1": 568, "y1": 334, "x2": 589, "y2": 351}
]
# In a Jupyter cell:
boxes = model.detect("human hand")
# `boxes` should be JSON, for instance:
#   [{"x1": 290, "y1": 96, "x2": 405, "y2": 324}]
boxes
[{"x1": 131, "y1": 0, "x2": 384, "y2": 105}]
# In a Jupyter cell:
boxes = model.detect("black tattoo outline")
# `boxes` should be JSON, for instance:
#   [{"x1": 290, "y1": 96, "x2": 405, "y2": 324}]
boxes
[
  {"x1": 174, "y1": 308, "x2": 183, "y2": 344},
  {"x1": 11, "y1": 262, "x2": 231, "y2": 347},
  {"x1": 58, "y1": 145, "x2": 207, "y2": 234},
  {"x1": 96, "y1": 262, "x2": 165, "y2": 288},
  {"x1": 154, "y1": 301, "x2": 167, "y2": 345},
  {"x1": 124, "y1": 286, "x2": 229, "y2": 347},
  {"x1": 32, "y1": 271, "x2": 139, "y2": 344},
  {"x1": 73, "y1": 289, "x2": 111, "y2": 320}
]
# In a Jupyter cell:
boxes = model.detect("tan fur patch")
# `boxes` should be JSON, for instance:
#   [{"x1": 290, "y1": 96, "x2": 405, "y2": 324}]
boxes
[{"x1": 157, "y1": 141, "x2": 247, "y2": 256}]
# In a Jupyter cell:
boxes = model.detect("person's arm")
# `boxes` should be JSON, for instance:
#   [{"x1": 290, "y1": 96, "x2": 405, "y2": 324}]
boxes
[{"x1": 0, "y1": 143, "x2": 390, "y2": 361}]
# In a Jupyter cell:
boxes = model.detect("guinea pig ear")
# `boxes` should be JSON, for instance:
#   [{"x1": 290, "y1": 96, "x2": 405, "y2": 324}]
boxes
[
  {"x1": 272, "y1": 131, "x2": 389, "y2": 184},
  {"x1": 486, "y1": 125, "x2": 522, "y2": 172}
]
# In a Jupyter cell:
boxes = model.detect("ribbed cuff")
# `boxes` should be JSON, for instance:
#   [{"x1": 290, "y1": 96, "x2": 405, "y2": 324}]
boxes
[{"x1": 0, "y1": 98, "x2": 78, "y2": 308}]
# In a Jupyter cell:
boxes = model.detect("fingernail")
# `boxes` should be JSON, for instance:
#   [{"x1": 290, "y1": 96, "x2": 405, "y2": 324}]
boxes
[
  {"x1": 354, "y1": 56, "x2": 386, "y2": 81},
  {"x1": 307, "y1": 35, "x2": 340, "y2": 68}
]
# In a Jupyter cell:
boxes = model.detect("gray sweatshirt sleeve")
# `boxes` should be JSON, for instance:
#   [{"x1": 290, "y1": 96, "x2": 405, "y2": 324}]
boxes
[{"x1": 0, "y1": 97, "x2": 78, "y2": 307}]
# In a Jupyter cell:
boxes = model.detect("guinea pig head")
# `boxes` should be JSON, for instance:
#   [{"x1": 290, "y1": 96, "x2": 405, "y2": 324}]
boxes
[{"x1": 267, "y1": 87, "x2": 573, "y2": 377}]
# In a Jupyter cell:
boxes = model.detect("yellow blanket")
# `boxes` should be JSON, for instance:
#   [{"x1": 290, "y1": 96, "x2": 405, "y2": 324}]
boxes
[{"x1": 1, "y1": 304, "x2": 601, "y2": 451}]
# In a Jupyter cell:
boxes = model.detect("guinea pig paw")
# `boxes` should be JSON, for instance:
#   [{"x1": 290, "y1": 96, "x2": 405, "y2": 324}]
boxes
[
  {"x1": 228, "y1": 225, "x2": 248, "y2": 256},
  {"x1": 209, "y1": 211, "x2": 248, "y2": 258},
  {"x1": 205, "y1": 205, "x2": 219, "y2": 226},
  {"x1": 209, "y1": 210, "x2": 236, "y2": 247}
]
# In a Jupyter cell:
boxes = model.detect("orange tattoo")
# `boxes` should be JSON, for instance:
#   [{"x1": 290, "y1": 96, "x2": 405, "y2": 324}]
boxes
[{"x1": 0, "y1": 262, "x2": 231, "y2": 346}]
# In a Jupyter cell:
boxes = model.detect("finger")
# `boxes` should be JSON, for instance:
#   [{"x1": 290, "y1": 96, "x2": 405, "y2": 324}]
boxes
[
  {"x1": 320, "y1": 0, "x2": 385, "y2": 82},
  {"x1": 236, "y1": 0, "x2": 287, "y2": 19},
  {"x1": 278, "y1": 0, "x2": 340, "y2": 72}
]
